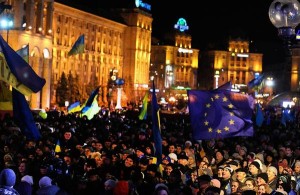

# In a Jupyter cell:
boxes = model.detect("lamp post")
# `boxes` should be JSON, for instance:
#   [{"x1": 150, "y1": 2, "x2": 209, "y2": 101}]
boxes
[
  {"x1": 115, "y1": 78, "x2": 125, "y2": 110},
  {"x1": 269, "y1": 0, "x2": 300, "y2": 93}
]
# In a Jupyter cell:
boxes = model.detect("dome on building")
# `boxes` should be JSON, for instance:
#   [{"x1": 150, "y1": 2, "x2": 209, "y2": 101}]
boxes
[{"x1": 267, "y1": 91, "x2": 300, "y2": 107}]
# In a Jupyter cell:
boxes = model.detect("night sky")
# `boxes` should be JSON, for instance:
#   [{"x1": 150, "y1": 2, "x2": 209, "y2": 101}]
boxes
[{"x1": 150, "y1": 0, "x2": 288, "y2": 71}]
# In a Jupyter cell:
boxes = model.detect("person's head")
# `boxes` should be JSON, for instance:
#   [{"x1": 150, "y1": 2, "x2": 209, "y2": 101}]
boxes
[
  {"x1": 257, "y1": 173, "x2": 269, "y2": 185},
  {"x1": 154, "y1": 183, "x2": 169, "y2": 195},
  {"x1": 231, "y1": 180, "x2": 240, "y2": 193},
  {"x1": 222, "y1": 166, "x2": 233, "y2": 180},
  {"x1": 168, "y1": 144, "x2": 176, "y2": 153},
  {"x1": 236, "y1": 168, "x2": 248, "y2": 182},
  {"x1": 257, "y1": 184, "x2": 270, "y2": 195},
  {"x1": 63, "y1": 130, "x2": 72, "y2": 140},
  {"x1": 104, "y1": 179, "x2": 116, "y2": 191},
  {"x1": 248, "y1": 161, "x2": 260, "y2": 175},
  {"x1": 267, "y1": 166, "x2": 278, "y2": 181},
  {"x1": 39, "y1": 176, "x2": 52, "y2": 188},
  {"x1": 244, "y1": 177, "x2": 257, "y2": 190},
  {"x1": 294, "y1": 161, "x2": 300, "y2": 174},
  {"x1": 164, "y1": 163, "x2": 174, "y2": 176},
  {"x1": 0, "y1": 168, "x2": 16, "y2": 187}
]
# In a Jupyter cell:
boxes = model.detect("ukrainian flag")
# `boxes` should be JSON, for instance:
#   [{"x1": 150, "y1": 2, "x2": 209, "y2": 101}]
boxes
[{"x1": 68, "y1": 35, "x2": 84, "y2": 56}]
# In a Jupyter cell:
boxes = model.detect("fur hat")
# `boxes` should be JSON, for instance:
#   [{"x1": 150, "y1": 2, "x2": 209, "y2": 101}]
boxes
[
  {"x1": 210, "y1": 179, "x2": 221, "y2": 188},
  {"x1": 39, "y1": 176, "x2": 52, "y2": 188},
  {"x1": 168, "y1": 153, "x2": 178, "y2": 162},
  {"x1": 0, "y1": 168, "x2": 16, "y2": 187}
]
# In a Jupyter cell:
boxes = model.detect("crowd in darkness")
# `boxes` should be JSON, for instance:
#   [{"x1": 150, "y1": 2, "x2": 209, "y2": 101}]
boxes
[{"x1": 0, "y1": 105, "x2": 300, "y2": 195}]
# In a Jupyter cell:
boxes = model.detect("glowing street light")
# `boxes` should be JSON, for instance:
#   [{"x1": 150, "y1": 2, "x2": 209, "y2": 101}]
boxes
[
  {"x1": 269, "y1": 0, "x2": 300, "y2": 93},
  {"x1": 0, "y1": 14, "x2": 13, "y2": 42}
]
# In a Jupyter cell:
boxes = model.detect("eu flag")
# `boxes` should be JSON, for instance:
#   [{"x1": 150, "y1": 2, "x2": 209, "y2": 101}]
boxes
[
  {"x1": 0, "y1": 35, "x2": 45, "y2": 95},
  {"x1": 187, "y1": 89, "x2": 254, "y2": 140},
  {"x1": 68, "y1": 34, "x2": 84, "y2": 56},
  {"x1": 152, "y1": 80, "x2": 162, "y2": 164}
]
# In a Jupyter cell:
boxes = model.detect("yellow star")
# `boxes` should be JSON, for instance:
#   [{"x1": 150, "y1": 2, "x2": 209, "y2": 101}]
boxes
[
  {"x1": 217, "y1": 129, "x2": 222, "y2": 134},
  {"x1": 204, "y1": 120, "x2": 209, "y2": 126},
  {"x1": 228, "y1": 104, "x2": 233, "y2": 109},
  {"x1": 214, "y1": 94, "x2": 220, "y2": 99},
  {"x1": 224, "y1": 126, "x2": 230, "y2": 131},
  {"x1": 223, "y1": 97, "x2": 228, "y2": 102},
  {"x1": 229, "y1": 112, "x2": 234, "y2": 116},
  {"x1": 206, "y1": 103, "x2": 211, "y2": 108},
  {"x1": 229, "y1": 119, "x2": 235, "y2": 125},
  {"x1": 208, "y1": 127, "x2": 213, "y2": 132}
]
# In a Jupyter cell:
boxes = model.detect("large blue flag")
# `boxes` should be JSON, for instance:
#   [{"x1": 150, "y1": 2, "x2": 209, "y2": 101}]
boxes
[
  {"x1": 152, "y1": 80, "x2": 162, "y2": 164},
  {"x1": 12, "y1": 89, "x2": 41, "y2": 140},
  {"x1": 248, "y1": 74, "x2": 264, "y2": 90},
  {"x1": 68, "y1": 34, "x2": 84, "y2": 56},
  {"x1": 0, "y1": 35, "x2": 45, "y2": 95},
  {"x1": 187, "y1": 89, "x2": 254, "y2": 140},
  {"x1": 255, "y1": 103, "x2": 264, "y2": 127}
]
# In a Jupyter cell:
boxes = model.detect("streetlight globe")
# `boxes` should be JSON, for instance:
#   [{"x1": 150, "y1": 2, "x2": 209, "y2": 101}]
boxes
[{"x1": 269, "y1": 0, "x2": 300, "y2": 29}]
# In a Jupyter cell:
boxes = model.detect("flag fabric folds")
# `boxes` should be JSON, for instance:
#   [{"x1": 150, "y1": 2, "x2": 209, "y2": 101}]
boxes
[
  {"x1": 55, "y1": 140, "x2": 61, "y2": 153},
  {"x1": 68, "y1": 34, "x2": 85, "y2": 56},
  {"x1": 139, "y1": 91, "x2": 149, "y2": 120},
  {"x1": 255, "y1": 103, "x2": 264, "y2": 127},
  {"x1": 16, "y1": 44, "x2": 29, "y2": 62},
  {"x1": 81, "y1": 86, "x2": 100, "y2": 113},
  {"x1": 248, "y1": 74, "x2": 264, "y2": 90},
  {"x1": 281, "y1": 108, "x2": 294, "y2": 127},
  {"x1": 82, "y1": 96, "x2": 100, "y2": 120},
  {"x1": 0, "y1": 35, "x2": 46, "y2": 95},
  {"x1": 214, "y1": 81, "x2": 232, "y2": 91},
  {"x1": 12, "y1": 89, "x2": 41, "y2": 140},
  {"x1": 187, "y1": 89, "x2": 254, "y2": 140},
  {"x1": 68, "y1": 101, "x2": 81, "y2": 113},
  {"x1": 151, "y1": 80, "x2": 162, "y2": 164}
]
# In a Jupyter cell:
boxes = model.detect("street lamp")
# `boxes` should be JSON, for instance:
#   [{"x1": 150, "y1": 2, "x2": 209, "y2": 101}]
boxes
[
  {"x1": 269, "y1": 0, "x2": 300, "y2": 93},
  {"x1": 0, "y1": 14, "x2": 13, "y2": 42}
]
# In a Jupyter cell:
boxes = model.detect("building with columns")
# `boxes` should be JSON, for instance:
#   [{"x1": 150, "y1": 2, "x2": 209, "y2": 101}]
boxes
[
  {"x1": 198, "y1": 39, "x2": 263, "y2": 93},
  {"x1": 0, "y1": 0, "x2": 152, "y2": 108}
]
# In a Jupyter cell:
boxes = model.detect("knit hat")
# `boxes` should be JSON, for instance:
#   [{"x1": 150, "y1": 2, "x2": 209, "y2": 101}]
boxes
[
  {"x1": 168, "y1": 153, "x2": 178, "y2": 162},
  {"x1": 240, "y1": 146, "x2": 247, "y2": 153},
  {"x1": 104, "y1": 179, "x2": 116, "y2": 188},
  {"x1": 224, "y1": 166, "x2": 233, "y2": 174},
  {"x1": 236, "y1": 167, "x2": 248, "y2": 173},
  {"x1": 39, "y1": 176, "x2": 52, "y2": 188},
  {"x1": 0, "y1": 168, "x2": 16, "y2": 187},
  {"x1": 257, "y1": 172, "x2": 269, "y2": 183},
  {"x1": 210, "y1": 179, "x2": 221, "y2": 188},
  {"x1": 267, "y1": 166, "x2": 278, "y2": 176},
  {"x1": 250, "y1": 161, "x2": 260, "y2": 170},
  {"x1": 295, "y1": 161, "x2": 300, "y2": 167},
  {"x1": 21, "y1": 175, "x2": 34, "y2": 185}
]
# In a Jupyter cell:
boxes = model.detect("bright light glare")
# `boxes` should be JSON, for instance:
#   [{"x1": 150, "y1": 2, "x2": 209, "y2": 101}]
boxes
[{"x1": 266, "y1": 79, "x2": 274, "y2": 86}]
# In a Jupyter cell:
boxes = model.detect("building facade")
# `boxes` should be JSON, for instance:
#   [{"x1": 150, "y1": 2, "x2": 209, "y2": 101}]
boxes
[
  {"x1": 150, "y1": 18, "x2": 199, "y2": 100},
  {"x1": 199, "y1": 39, "x2": 263, "y2": 93},
  {"x1": 1, "y1": 0, "x2": 152, "y2": 108}
]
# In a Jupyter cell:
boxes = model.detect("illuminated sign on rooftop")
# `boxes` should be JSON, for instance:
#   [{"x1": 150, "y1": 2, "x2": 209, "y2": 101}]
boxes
[
  {"x1": 174, "y1": 18, "x2": 189, "y2": 32},
  {"x1": 178, "y1": 48, "x2": 193, "y2": 53},
  {"x1": 135, "y1": 0, "x2": 151, "y2": 11},
  {"x1": 236, "y1": 53, "x2": 249, "y2": 58}
]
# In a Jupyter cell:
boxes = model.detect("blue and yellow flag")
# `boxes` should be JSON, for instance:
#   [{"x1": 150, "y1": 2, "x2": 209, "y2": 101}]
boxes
[
  {"x1": 16, "y1": 44, "x2": 29, "y2": 63},
  {"x1": 248, "y1": 74, "x2": 264, "y2": 90},
  {"x1": 68, "y1": 101, "x2": 81, "y2": 113},
  {"x1": 55, "y1": 140, "x2": 61, "y2": 153},
  {"x1": 0, "y1": 36, "x2": 45, "y2": 95},
  {"x1": 152, "y1": 80, "x2": 162, "y2": 164},
  {"x1": 82, "y1": 95, "x2": 100, "y2": 120},
  {"x1": 81, "y1": 86, "x2": 100, "y2": 113},
  {"x1": 138, "y1": 92, "x2": 149, "y2": 120},
  {"x1": 68, "y1": 34, "x2": 84, "y2": 56}
]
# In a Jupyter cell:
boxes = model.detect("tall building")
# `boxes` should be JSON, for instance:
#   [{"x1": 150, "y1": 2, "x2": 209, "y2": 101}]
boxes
[
  {"x1": 0, "y1": 0, "x2": 152, "y2": 108},
  {"x1": 199, "y1": 39, "x2": 263, "y2": 92},
  {"x1": 150, "y1": 18, "x2": 199, "y2": 100}
]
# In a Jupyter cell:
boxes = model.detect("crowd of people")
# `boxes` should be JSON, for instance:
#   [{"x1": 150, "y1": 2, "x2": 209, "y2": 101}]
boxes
[{"x1": 0, "y1": 104, "x2": 300, "y2": 195}]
